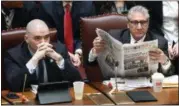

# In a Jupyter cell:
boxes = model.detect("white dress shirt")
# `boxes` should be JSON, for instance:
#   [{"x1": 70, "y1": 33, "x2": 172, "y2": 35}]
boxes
[
  {"x1": 26, "y1": 46, "x2": 65, "y2": 77},
  {"x1": 130, "y1": 34, "x2": 146, "y2": 44},
  {"x1": 163, "y1": 1, "x2": 178, "y2": 45},
  {"x1": 63, "y1": 1, "x2": 72, "y2": 10},
  {"x1": 88, "y1": 33, "x2": 171, "y2": 72}
]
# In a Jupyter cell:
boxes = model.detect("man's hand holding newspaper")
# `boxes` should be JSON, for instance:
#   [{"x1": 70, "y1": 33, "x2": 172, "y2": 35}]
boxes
[
  {"x1": 92, "y1": 36, "x2": 106, "y2": 55},
  {"x1": 94, "y1": 28, "x2": 162, "y2": 77},
  {"x1": 149, "y1": 48, "x2": 169, "y2": 65}
]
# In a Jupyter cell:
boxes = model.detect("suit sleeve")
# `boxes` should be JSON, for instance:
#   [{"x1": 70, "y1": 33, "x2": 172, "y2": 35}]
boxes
[
  {"x1": 158, "y1": 38, "x2": 175, "y2": 76},
  {"x1": 56, "y1": 42, "x2": 82, "y2": 82},
  {"x1": 4, "y1": 53, "x2": 33, "y2": 92}
]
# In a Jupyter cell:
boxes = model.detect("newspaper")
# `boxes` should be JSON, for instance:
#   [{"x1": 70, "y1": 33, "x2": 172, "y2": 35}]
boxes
[{"x1": 96, "y1": 28, "x2": 158, "y2": 78}]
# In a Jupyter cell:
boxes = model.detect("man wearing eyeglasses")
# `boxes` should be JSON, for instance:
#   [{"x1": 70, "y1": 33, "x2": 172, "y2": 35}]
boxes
[{"x1": 88, "y1": 5, "x2": 174, "y2": 79}]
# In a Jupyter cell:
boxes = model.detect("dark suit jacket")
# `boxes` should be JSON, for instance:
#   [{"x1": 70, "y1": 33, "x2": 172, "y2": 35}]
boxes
[
  {"x1": 4, "y1": 41, "x2": 81, "y2": 92},
  {"x1": 38, "y1": 1, "x2": 96, "y2": 51},
  {"x1": 108, "y1": 29, "x2": 175, "y2": 76},
  {"x1": 1, "y1": 6, "x2": 31, "y2": 30}
]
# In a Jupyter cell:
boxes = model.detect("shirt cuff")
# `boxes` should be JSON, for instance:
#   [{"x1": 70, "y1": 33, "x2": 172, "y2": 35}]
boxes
[
  {"x1": 161, "y1": 60, "x2": 171, "y2": 73},
  {"x1": 75, "y1": 49, "x2": 82, "y2": 55},
  {"x1": 56, "y1": 58, "x2": 65, "y2": 70},
  {"x1": 26, "y1": 61, "x2": 37, "y2": 74},
  {"x1": 88, "y1": 48, "x2": 98, "y2": 62}
]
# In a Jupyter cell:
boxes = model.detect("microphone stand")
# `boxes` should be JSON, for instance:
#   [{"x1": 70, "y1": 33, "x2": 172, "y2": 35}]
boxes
[{"x1": 114, "y1": 61, "x2": 119, "y2": 93}]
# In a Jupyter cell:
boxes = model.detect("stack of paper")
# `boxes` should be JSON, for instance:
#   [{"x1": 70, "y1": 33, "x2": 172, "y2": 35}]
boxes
[
  {"x1": 103, "y1": 77, "x2": 152, "y2": 91},
  {"x1": 103, "y1": 75, "x2": 178, "y2": 91},
  {"x1": 163, "y1": 75, "x2": 178, "y2": 87}
]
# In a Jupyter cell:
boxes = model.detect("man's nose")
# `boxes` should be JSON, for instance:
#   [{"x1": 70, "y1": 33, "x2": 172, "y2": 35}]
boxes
[
  {"x1": 40, "y1": 38, "x2": 46, "y2": 43},
  {"x1": 136, "y1": 23, "x2": 142, "y2": 29}
]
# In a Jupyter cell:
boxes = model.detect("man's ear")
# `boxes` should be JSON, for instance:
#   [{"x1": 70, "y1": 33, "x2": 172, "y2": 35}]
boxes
[
  {"x1": 127, "y1": 23, "x2": 130, "y2": 28},
  {"x1": 24, "y1": 34, "x2": 29, "y2": 43}
]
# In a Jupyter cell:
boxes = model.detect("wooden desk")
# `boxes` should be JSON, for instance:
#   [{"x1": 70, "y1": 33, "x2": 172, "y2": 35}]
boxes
[
  {"x1": 90, "y1": 82, "x2": 179, "y2": 105},
  {"x1": 2, "y1": 83, "x2": 178, "y2": 105},
  {"x1": 1, "y1": 84, "x2": 112, "y2": 105}
]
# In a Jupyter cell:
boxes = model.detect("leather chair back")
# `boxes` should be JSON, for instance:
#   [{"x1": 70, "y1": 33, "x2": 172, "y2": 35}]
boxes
[
  {"x1": 2, "y1": 28, "x2": 57, "y2": 50},
  {"x1": 2, "y1": 28, "x2": 57, "y2": 90},
  {"x1": 80, "y1": 14, "x2": 128, "y2": 82}
]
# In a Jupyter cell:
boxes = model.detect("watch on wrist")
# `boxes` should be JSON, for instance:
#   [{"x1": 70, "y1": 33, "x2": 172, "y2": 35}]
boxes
[
  {"x1": 75, "y1": 52, "x2": 82, "y2": 56},
  {"x1": 162, "y1": 58, "x2": 169, "y2": 65}
]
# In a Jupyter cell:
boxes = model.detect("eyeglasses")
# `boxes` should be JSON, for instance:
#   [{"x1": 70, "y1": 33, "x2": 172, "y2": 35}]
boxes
[{"x1": 129, "y1": 20, "x2": 149, "y2": 27}]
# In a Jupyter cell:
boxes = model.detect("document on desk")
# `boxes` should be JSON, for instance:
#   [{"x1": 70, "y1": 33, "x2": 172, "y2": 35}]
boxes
[
  {"x1": 103, "y1": 75, "x2": 179, "y2": 91},
  {"x1": 86, "y1": 93, "x2": 114, "y2": 105},
  {"x1": 163, "y1": 75, "x2": 178, "y2": 87},
  {"x1": 103, "y1": 77, "x2": 152, "y2": 91},
  {"x1": 108, "y1": 92, "x2": 135, "y2": 104}
]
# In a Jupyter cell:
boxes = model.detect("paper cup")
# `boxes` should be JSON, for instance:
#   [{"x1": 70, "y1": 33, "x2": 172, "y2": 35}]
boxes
[
  {"x1": 73, "y1": 81, "x2": 84, "y2": 100},
  {"x1": 152, "y1": 72, "x2": 164, "y2": 92}
]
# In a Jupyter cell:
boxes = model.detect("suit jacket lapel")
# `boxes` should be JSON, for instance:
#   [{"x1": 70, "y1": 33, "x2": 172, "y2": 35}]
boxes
[
  {"x1": 144, "y1": 32, "x2": 153, "y2": 42},
  {"x1": 21, "y1": 42, "x2": 32, "y2": 62},
  {"x1": 21, "y1": 42, "x2": 38, "y2": 83},
  {"x1": 54, "y1": 1, "x2": 64, "y2": 19},
  {"x1": 121, "y1": 30, "x2": 131, "y2": 44}
]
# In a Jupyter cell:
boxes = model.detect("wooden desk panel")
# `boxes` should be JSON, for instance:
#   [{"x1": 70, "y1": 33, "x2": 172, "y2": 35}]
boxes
[
  {"x1": 1, "y1": 98, "x2": 9, "y2": 105},
  {"x1": 90, "y1": 82, "x2": 179, "y2": 105},
  {"x1": 1, "y1": 84, "x2": 106, "y2": 105}
]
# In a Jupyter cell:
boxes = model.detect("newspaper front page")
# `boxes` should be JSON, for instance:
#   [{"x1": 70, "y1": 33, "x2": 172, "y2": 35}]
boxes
[{"x1": 96, "y1": 28, "x2": 158, "y2": 78}]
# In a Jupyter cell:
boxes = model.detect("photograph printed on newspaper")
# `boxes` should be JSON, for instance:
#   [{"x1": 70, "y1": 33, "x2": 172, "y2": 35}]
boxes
[{"x1": 95, "y1": 28, "x2": 158, "y2": 78}]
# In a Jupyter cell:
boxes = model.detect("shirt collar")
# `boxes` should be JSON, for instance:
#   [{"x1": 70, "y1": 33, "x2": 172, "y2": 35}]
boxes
[
  {"x1": 130, "y1": 34, "x2": 146, "y2": 44},
  {"x1": 63, "y1": 1, "x2": 72, "y2": 9}
]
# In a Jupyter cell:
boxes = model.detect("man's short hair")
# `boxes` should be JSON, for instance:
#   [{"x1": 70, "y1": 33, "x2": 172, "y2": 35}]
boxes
[{"x1": 127, "y1": 5, "x2": 150, "y2": 21}]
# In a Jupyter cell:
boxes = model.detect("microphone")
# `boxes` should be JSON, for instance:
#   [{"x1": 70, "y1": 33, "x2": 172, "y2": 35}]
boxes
[
  {"x1": 22, "y1": 74, "x2": 27, "y2": 94},
  {"x1": 18, "y1": 74, "x2": 29, "y2": 103},
  {"x1": 114, "y1": 61, "x2": 119, "y2": 93}
]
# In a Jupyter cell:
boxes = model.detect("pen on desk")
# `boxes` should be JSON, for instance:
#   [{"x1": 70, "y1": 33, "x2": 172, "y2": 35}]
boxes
[
  {"x1": 1, "y1": 96, "x2": 15, "y2": 105},
  {"x1": 117, "y1": 81, "x2": 125, "y2": 84}
]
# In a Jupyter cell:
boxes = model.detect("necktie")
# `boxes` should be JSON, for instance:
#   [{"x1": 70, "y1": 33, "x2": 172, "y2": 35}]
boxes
[
  {"x1": 64, "y1": 4, "x2": 74, "y2": 53},
  {"x1": 38, "y1": 60, "x2": 44, "y2": 83}
]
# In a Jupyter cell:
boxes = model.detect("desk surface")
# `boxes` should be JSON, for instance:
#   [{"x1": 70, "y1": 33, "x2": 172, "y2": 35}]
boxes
[
  {"x1": 1, "y1": 84, "x2": 102, "y2": 105},
  {"x1": 1, "y1": 83, "x2": 178, "y2": 105},
  {"x1": 90, "y1": 82, "x2": 179, "y2": 105}
]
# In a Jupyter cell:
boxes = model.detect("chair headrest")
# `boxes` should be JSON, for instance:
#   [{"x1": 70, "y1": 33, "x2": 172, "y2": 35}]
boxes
[{"x1": 2, "y1": 28, "x2": 57, "y2": 50}]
